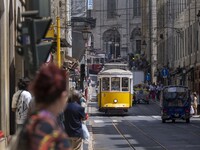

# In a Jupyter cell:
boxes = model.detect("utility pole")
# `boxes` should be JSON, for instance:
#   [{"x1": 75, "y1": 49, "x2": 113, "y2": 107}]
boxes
[{"x1": 57, "y1": 16, "x2": 61, "y2": 68}]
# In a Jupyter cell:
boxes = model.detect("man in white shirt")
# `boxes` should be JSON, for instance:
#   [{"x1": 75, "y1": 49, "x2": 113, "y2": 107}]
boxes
[{"x1": 12, "y1": 78, "x2": 32, "y2": 130}]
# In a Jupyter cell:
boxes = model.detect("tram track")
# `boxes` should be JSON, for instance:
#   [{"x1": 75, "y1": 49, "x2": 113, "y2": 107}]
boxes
[
  {"x1": 112, "y1": 121, "x2": 136, "y2": 150},
  {"x1": 125, "y1": 120, "x2": 167, "y2": 149},
  {"x1": 109, "y1": 115, "x2": 167, "y2": 150},
  {"x1": 107, "y1": 100, "x2": 166, "y2": 149},
  {"x1": 91, "y1": 100, "x2": 200, "y2": 150}
]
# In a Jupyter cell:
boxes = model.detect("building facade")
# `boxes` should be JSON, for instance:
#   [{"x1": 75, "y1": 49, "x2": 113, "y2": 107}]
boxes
[
  {"x1": 156, "y1": 0, "x2": 200, "y2": 92},
  {"x1": 141, "y1": 0, "x2": 157, "y2": 83},
  {"x1": 0, "y1": 0, "x2": 73, "y2": 148},
  {"x1": 91, "y1": 0, "x2": 142, "y2": 61},
  {"x1": 0, "y1": 0, "x2": 25, "y2": 148}
]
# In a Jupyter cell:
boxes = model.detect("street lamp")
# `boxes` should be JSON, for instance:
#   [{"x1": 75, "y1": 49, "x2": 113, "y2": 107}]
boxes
[
  {"x1": 141, "y1": 40, "x2": 147, "y2": 49},
  {"x1": 81, "y1": 26, "x2": 91, "y2": 75},
  {"x1": 141, "y1": 40, "x2": 147, "y2": 55},
  {"x1": 81, "y1": 26, "x2": 91, "y2": 99},
  {"x1": 82, "y1": 26, "x2": 91, "y2": 41}
]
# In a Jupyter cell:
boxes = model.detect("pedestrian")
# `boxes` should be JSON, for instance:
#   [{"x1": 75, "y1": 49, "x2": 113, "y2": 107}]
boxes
[
  {"x1": 64, "y1": 90, "x2": 87, "y2": 150},
  {"x1": 193, "y1": 92, "x2": 198, "y2": 115},
  {"x1": 80, "y1": 93, "x2": 87, "y2": 108},
  {"x1": 11, "y1": 78, "x2": 32, "y2": 131},
  {"x1": 9, "y1": 63, "x2": 72, "y2": 150}
]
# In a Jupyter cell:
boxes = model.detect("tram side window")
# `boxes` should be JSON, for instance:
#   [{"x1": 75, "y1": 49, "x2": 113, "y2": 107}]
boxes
[
  {"x1": 122, "y1": 78, "x2": 129, "y2": 91},
  {"x1": 111, "y1": 77, "x2": 120, "y2": 91},
  {"x1": 102, "y1": 77, "x2": 110, "y2": 91}
]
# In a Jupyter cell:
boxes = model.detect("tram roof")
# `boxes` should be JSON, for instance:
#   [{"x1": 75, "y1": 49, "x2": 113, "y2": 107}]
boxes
[{"x1": 98, "y1": 69, "x2": 132, "y2": 76}]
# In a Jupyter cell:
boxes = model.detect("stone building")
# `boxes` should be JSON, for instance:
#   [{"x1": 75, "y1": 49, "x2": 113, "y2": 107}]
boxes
[
  {"x1": 0, "y1": 0, "x2": 24, "y2": 148},
  {"x1": 91, "y1": 0, "x2": 142, "y2": 61},
  {"x1": 0, "y1": 0, "x2": 73, "y2": 148},
  {"x1": 141, "y1": 0, "x2": 158, "y2": 83},
  {"x1": 156, "y1": 0, "x2": 200, "y2": 92}
]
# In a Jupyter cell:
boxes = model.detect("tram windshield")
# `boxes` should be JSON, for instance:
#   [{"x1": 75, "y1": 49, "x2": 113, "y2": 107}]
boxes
[
  {"x1": 111, "y1": 77, "x2": 120, "y2": 91},
  {"x1": 102, "y1": 77, "x2": 110, "y2": 91},
  {"x1": 101, "y1": 76, "x2": 131, "y2": 92}
]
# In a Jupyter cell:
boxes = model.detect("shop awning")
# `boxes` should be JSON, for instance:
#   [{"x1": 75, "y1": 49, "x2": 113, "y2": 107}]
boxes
[
  {"x1": 63, "y1": 55, "x2": 79, "y2": 71},
  {"x1": 185, "y1": 67, "x2": 194, "y2": 74},
  {"x1": 170, "y1": 67, "x2": 194, "y2": 76},
  {"x1": 61, "y1": 38, "x2": 72, "y2": 47}
]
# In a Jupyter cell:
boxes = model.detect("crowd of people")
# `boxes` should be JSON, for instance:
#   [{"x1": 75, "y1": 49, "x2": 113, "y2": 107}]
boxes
[
  {"x1": 9, "y1": 63, "x2": 88, "y2": 150},
  {"x1": 134, "y1": 82, "x2": 164, "y2": 101}
]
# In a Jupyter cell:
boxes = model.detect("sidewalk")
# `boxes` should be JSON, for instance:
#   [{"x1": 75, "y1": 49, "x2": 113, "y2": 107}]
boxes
[
  {"x1": 83, "y1": 91, "x2": 93, "y2": 150},
  {"x1": 83, "y1": 120, "x2": 93, "y2": 150}
]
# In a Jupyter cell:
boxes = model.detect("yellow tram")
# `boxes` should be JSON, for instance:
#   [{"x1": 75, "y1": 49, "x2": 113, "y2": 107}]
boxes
[{"x1": 97, "y1": 69, "x2": 133, "y2": 113}]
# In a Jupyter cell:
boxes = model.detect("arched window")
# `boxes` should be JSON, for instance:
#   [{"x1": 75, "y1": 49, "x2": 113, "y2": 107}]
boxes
[
  {"x1": 103, "y1": 29, "x2": 120, "y2": 60},
  {"x1": 130, "y1": 27, "x2": 141, "y2": 54}
]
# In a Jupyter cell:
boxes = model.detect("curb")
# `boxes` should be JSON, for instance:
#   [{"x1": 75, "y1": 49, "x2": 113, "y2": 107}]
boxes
[{"x1": 83, "y1": 100, "x2": 93, "y2": 150}]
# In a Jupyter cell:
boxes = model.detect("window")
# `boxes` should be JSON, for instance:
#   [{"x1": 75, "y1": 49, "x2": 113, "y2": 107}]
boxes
[
  {"x1": 133, "y1": 0, "x2": 141, "y2": 17},
  {"x1": 111, "y1": 77, "x2": 120, "y2": 91},
  {"x1": 102, "y1": 77, "x2": 110, "y2": 91},
  {"x1": 100, "y1": 58, "x2": 104, "y2": 64},
  {"x1": 87, "y1": 58, "x2": 91, "y2": 64},
  {"x1": 122, "y1": 78, "x2": 129, "y2": 91},
  {"x1": 107, "y1": 0, "x2": 116, "y2": 18},
  {"x1": 94, "y1": 58, "x2": 99, "y2": 64},
  {"x1": 136, "y1": 40, "x2": 141, "y2": 54},
  {"x1": 164, "y1": 92, "x2": 188, "y2": 107}
]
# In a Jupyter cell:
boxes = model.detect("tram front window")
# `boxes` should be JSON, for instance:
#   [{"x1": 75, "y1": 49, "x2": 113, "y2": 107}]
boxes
[
  {"x1": 111, "y1": 77, "x2": 120, "y2": 91},
  {"x1": 122, "y1": 78, "x2": 129, "y2": 91},
  {"x1": 102, "y1": 77, "x2": 110, "y2": 91}
]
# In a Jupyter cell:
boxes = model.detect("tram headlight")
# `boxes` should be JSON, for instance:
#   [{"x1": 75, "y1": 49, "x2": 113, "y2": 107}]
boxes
[{"x1": 113, "y1": 99, "x2": 118, "y2": 103}]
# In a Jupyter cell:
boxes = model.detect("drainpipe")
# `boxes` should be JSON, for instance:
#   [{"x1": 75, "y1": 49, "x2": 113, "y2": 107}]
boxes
[{"x1": 149, "y1": 0, "x2": 152, "y2": 83}]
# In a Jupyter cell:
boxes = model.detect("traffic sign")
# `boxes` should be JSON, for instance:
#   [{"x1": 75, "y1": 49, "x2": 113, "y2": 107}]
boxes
[
  {"x1": 146, "y1": 73, "x2": 151, "y2": 81},
  {"x1": 161, "y1": 68, "x2": 169, "y2": 78}
]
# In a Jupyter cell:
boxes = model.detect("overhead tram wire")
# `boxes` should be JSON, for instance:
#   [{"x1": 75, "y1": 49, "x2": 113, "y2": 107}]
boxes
[
  {"x1": 96, "y1": 19, "x2": 199, "y2": 29},
  {"x1": 93, "y1": 3, "x2": 200, "y2": 12},
  {"x1": 92, "y1": 13, "x2": 200, "y2": 23}
]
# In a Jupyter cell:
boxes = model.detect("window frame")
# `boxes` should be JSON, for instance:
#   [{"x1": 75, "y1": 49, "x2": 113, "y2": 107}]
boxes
[
  {"x1": 111, "y1": 77, "x2": 120, "y2": 91},
  {"x1": 107, "y1": 0, "x2": 116, "y2": 19},
  {"x1": 133, "y1": 0, "x2": 141, "y2": 17},
  {"x1": 101, "y1": 77, "x2": 110, "y2": 91},
  {"x1": 122, "y1": 77, "x2": 129, "y2": 92}
]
